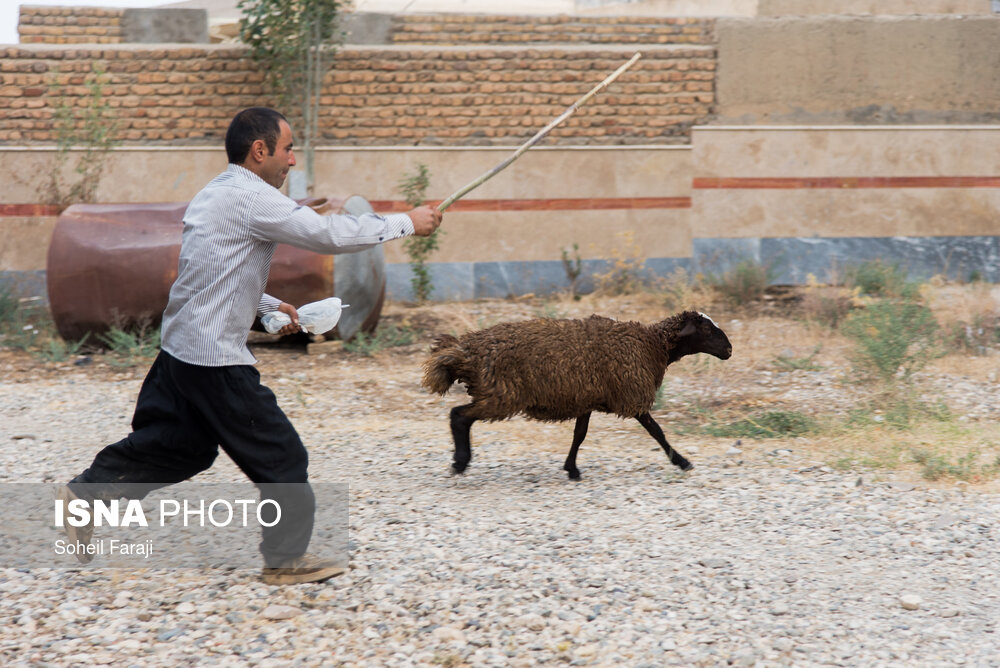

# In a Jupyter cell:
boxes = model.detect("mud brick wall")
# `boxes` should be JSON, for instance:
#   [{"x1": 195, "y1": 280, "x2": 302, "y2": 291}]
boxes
[
  {"x1": 17, "y1": 6, "x2": 125, "y2": 45},
  {"x1": 0, "y1": 46, "x2": 265, "y2": 143},
  {"x1": 0, "y1": 44, "x2": 716, "y2": 146},
  {"x1": 388, "y1": 14, "x2": 716, "y2": 45}
]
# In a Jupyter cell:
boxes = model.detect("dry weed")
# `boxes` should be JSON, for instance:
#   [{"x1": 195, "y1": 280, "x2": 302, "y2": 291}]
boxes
[
  {"x1": 591, "y1": 231, "x2": 648, "y2": 296},
  {"x1": 799, "y1": 273, "x2": 860, "y2": 329}
]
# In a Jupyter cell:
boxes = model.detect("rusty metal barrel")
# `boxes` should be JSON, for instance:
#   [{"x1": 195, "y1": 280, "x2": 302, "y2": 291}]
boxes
[{"x1": 46, "y1": 195, "x2": 386, "y2": 342}]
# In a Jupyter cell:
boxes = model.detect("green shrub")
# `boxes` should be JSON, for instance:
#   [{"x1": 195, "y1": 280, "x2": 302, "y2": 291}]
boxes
[
  {"x1": 398, "y1": 164, "x2": 442, "y2": 303},
  {"x1": 887, "y1": 398, "x2": 950, "y2": 430},
  {"x1": 831, "y1": 444, "x2": 907, "y2": 472},
  {"x1": 0, "y1": 284, "x2": 19, "y2": 326},
  {"x1": 49, "y1": 62, "x2": 120, "y2": 209},
  {"x1": 98, "y1": 322, "x2": 161, "y2": 367},
  {"x1": 841, "y1": 299, "x2": 939, "y2": 383},
  {"x1": 343, "y1": 323, "x2": 417, "y2": 357},
  {"x1": 843, "y1": 396, "x2": 950, "y2": 431},
  {"x1": 0, "y1": 290, "x2": 51, "y2": 351},
  {"x1": 911, "y1": 449, "x2": 1000, "y2": 482},
  {"x1": 35, "y1": 333, "x2": 90, "y2": 364},
  {"x1": 843, "y1": 259, "x2": 915, "y2": 298},
  {"x1": 773, "y1": 345, "x2": 823, "y2": 372},
  {"x1": 705, "y1": 410, "x2": 817, "y2": 439},
  {"x1": 708, "y1": 259, "x2": 774, "y2": 306}
]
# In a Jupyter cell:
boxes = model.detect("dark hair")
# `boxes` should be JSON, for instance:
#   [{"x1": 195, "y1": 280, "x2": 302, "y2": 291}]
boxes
[{"x1": 225, "y1": 107, "x2": 288, "y2": 164}]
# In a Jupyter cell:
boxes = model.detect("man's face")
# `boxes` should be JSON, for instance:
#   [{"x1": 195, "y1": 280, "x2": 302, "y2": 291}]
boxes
[{"x1": 259, "y1": 120, "x2": 296, "y2": 189}]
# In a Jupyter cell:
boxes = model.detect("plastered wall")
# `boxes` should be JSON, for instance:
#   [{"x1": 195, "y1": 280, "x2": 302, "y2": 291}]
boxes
[
  {"x1": 715, "y1": 16, "x2": 1000, "y2": 125},
  {"x1": 0, "y1": 144, "x2": 694, "y2": 275}
]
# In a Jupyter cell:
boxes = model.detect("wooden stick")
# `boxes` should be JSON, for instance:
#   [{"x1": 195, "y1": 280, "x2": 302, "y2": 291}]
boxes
[{"x1": 437, "y1": 52, "x2": 643, "y2": 212}]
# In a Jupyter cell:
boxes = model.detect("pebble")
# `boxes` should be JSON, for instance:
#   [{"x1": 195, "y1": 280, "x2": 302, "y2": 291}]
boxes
[
  {"x1": 430, "y1": 626, "x2": 466, "y2": 644},
  {"x1": 261, "y1": 605, "x2": 301, "y2": 620},
  {"x1": 899, "y1": 595, "x2": 923, "y2": 611}
]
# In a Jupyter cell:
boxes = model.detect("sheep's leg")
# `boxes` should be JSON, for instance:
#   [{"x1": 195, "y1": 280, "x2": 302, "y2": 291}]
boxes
[
  {"x1": 450, "y1": 405, "x2": 477, "y2": 474},
  {"x1": 563, "y1": 412, "x2": 591, "y2": 480},
  {"x1": 636, "y1": 412, "x2": 693, "y2": 472}
]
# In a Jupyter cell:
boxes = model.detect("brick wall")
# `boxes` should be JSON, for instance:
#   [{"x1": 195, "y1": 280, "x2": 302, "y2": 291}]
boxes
[
  {"x1": 0, "y1": 44, "x2": 716, "y2": 146},
  {"x1": 18, "y1": 7, "x2": 715, "y2": 47},
  {"x1": 387, "y1": 14, "x2": 715, "y2": 45},
  {"x1": 17, "y1": 6, "x2": 126, "y2": 45}
]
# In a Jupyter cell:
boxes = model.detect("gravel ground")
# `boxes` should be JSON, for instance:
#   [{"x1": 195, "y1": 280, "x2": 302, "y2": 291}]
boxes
[{"x1": 1, "y1": 296, "x2": 999, "y2": 667}]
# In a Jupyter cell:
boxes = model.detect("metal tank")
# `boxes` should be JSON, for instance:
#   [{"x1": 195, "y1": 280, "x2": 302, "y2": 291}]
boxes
[{"x1": 46, "y1": 196, "x2": 386, "y2": 343}]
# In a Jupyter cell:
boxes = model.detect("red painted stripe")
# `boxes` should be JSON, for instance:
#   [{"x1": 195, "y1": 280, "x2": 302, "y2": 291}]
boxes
[
  {"x1": 0, "y1": 203, "x2": 62, "y2": 216},
  {"x1": 368, "y1": 197, "x2": 692, "y2": 212},
  {"x1": 693, "y1": 176, "x2": 1000, "y2": 189},
  {"x1": 0, "y1": 197, "x2": 692, "y2": 217}
]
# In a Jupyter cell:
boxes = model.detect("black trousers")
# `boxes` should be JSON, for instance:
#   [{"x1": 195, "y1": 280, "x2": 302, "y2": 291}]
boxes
[{"x1": 70, "y1": 350, "x2": 314, "y2": 566}]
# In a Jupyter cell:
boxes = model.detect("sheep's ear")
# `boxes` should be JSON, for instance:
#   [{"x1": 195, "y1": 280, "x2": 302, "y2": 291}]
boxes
[{"x1": 678, "y1": 321, "x2": 697, "y2": 338}]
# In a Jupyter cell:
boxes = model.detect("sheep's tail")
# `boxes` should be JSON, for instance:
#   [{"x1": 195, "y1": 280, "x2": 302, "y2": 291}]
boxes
[{"x1": 422, "y1": 334, "x2": 464, "y2": 394}]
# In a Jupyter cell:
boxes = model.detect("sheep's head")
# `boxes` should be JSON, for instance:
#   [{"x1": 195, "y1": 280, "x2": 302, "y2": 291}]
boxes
[{"x1": 667, "y1": 311, "x2": 733, "y2": 362}]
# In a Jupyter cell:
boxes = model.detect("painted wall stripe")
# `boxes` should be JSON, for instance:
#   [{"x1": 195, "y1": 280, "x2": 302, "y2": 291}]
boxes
[
  {"x1": 693, "y1": 176, "x2": 1000, "y2": 189},
  {"x1": 0, "y1": 198, "x2": 692, "y2": 217},
  {"x1": 367, "y1": 197, "x2": 692, "y2": 212},
  {"x1": 0, "y1": 204, "x2": 61, "y2": 216}
]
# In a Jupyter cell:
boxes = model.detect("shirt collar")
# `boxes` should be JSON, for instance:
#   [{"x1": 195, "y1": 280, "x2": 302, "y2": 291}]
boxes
[{"x1": 227, "y1": 163, "x2": 269, "y2": 186}]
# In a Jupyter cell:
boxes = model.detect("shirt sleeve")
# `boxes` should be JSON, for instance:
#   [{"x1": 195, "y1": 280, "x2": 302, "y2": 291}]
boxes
[
  {"x1": 248, "y1": 188, "x2": 415, "y2": 253},
  {"x1": 258, "y1": 293, "x2": 282, "y2": 317}
]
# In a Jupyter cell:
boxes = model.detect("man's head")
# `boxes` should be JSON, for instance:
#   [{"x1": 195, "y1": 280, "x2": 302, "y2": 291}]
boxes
[{"x1": 225, "y1": 107, "x2": 296, "y2": 189}]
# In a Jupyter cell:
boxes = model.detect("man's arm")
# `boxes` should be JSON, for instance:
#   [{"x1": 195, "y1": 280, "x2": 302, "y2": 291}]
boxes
[
  {"x1": 249, "y1": 190, "x2": 442, "y2": 253},
  {"x1": 258, "y1": 293, "x2": 282, "y2": 315}
]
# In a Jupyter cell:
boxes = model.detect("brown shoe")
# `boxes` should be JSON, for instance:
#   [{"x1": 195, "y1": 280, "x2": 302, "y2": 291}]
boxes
[
  {"x1": 261, "y1": 553, "x2": 346, "y2": 585},
  {"x1": 57, "y1": 485, "x2": 94, "y2": 564}
]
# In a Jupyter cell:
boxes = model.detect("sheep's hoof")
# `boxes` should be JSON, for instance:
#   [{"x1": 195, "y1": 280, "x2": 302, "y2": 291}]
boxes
[
  {"x1": 679, "y1": 461, "x2": 694, "y2": 472},
  {"x1": 450, "y1": 462, "x2": 468, "y2": 475},
  {"x1": 565, "y1": 468, "x2": 581, "y2": 480}
]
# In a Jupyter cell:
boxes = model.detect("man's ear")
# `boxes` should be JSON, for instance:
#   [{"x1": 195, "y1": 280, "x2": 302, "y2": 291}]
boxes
[{"x1": 249, "y1": 139, "x2": 267, "y2": 164}]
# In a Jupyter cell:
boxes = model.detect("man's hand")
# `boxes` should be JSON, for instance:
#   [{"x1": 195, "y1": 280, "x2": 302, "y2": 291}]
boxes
[
  {"x1": 407, "y1": 205, "x2": 443, "y2": 237},
  {"x1": 276, "y1": 302, "x2": 301, "y2": 335}
]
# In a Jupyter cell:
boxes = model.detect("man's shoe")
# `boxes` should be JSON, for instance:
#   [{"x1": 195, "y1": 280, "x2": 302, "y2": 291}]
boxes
[
  {"x1": 261, "y1": 553, "x2": 346, "y2": 585},
  {"x1": 57, "y1": 485, "x2": 94, "y2": 564}
]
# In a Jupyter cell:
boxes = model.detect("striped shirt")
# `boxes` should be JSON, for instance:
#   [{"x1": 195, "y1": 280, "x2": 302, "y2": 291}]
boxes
[{"x1": 161, "y1": 164, "x2": 414, "y2": 366}]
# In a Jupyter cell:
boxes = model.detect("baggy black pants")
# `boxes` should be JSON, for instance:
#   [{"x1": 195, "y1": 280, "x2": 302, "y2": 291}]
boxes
[{"x1": 69, "y1": 350, "x2": 314, "y2": 566}]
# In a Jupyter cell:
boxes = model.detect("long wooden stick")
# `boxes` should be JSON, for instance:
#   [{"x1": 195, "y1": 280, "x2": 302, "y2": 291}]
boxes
[{"x1": 437, "y1": 52, "x2": 643, "y2": 212}]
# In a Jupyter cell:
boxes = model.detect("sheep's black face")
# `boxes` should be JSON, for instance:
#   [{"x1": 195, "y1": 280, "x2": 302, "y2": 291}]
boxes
[
  {"x1": 703, "y1": 324, "x2": 733, "y2": 360},
  {"x1": 675, "y1": 313, "x2": 733, "y2": 361}
]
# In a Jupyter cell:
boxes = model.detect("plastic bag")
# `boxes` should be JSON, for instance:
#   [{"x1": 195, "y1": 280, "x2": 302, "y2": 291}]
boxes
[{"x1": 261, "y1": 298, "x2": 349, "y2": 335}]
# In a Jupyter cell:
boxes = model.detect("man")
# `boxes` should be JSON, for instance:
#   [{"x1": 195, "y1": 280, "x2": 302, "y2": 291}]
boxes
[{"x1": 59, "y1": 107, "x2": 442, "y2": 585}]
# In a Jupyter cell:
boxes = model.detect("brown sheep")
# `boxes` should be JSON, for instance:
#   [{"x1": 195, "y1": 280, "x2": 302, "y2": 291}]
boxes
[{"x1": 422, "y1": 310, "x2": 733, "y2": 479}]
